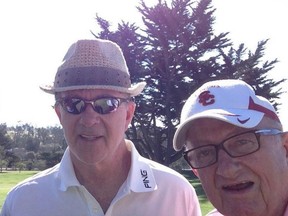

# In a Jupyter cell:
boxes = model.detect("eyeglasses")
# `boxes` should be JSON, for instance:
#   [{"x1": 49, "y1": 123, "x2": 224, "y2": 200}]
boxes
[
  {"x1": 56, "y1": 97, "x2": 131, "y2": 115},
  {"x1": 183, "y1": 129, "x2": 283, "y2": 169}
]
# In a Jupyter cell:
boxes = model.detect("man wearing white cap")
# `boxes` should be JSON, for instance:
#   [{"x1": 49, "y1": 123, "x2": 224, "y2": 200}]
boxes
[
  {"x1": 173, "y1": 79, "x2": 288, "y2": 216},
  {"x1": 1, "y1": 39, "x2": 201, "y2": 216}
]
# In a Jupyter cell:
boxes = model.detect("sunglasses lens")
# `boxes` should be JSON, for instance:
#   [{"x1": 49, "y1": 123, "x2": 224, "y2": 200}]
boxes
[
  {"x1": 63, "y1": 98, "x2": 85, "y2": 114},
  {"x1": 93, "y1": 98, "x2": 120, "y2": 114},
  {"x1": 59, "y1": 97, "x2": 125, "y2": 115}
]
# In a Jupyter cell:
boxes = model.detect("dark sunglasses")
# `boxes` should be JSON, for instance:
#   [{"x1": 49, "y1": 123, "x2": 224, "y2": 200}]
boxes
[{"x1": 56, "y1": 97, "x2": 131, "y2": 115}]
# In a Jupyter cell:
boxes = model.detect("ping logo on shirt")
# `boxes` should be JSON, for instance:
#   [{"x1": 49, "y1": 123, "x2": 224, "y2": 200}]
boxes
[{"x1": 140, "y1": 169, "x2": 151, "y2": 188}]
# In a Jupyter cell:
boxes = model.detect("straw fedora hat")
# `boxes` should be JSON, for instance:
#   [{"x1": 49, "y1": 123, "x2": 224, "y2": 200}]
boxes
[{"x1": 40, "y1": 39, "x2": 146, "y2": 96}]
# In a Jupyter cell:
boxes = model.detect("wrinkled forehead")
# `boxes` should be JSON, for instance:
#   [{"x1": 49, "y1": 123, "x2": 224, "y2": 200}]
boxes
[{"x1": 184, "y1": 121, "x2": 236, "y2": 149}]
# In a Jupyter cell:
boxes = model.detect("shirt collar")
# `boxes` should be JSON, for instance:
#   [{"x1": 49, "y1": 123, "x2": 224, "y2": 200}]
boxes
[
  {"x1": 57, "y1": 148, "x2": 81, "y2": 191},
  {"x1": 57, "y1": 141, "x2": 158, "y2": 193},
  {"x1": 125, "y1": 140, "x2": 157, "y2": 193}
]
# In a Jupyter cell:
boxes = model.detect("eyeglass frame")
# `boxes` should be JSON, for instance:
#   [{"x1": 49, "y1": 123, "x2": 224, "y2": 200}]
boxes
[
  {"x1": 55, "y1": 96, "x2": 131, "y2": 115},
  {"x1": 183, "y1": 128, "x2": 283, "y2": 169}
]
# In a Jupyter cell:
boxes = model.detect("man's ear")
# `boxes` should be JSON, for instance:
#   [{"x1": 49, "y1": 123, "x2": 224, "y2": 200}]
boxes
[
  {"x1": 54, "y1": 104, "x2": 62, "y2": 124},
  {"x1": 282, "y1": 132, "x2": 288, "y2": 156},
  {"x1": 192, "y1": 168, "x2": 199, "y2": 177},
  {"x1": 124, "y1": 101, "x2": 136, "y2": 130}
]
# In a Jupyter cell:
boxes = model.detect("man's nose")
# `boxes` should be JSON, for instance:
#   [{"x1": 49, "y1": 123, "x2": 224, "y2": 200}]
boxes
[
  {"x1": 216, "y1": 149, "x2": 242, "y2": 178},
  {"x1": 79, "y1": 104, "x2": 101, "y2": 127}
]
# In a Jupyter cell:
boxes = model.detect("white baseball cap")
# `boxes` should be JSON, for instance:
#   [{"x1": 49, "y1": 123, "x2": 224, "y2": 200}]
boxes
[{"x1": 173, "y1": 79, "x2": 280, "y2": 151}]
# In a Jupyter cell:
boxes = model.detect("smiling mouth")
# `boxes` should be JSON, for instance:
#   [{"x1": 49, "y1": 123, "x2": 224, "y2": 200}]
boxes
[
  {"x1": 80, "y1": 134, "x2": 100, "y2": 141},
  {"x1": 222, "y1": 181, "x2": 254, "y2": 191}
]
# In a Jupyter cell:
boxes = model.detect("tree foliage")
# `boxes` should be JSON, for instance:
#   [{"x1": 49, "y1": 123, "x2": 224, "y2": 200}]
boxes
[
  {"x1": 91, "y1": 0, "x2": 286, "y2": 166},
  {"x1": 0, "y1": 123, "x2": 66, "y2": 171}
]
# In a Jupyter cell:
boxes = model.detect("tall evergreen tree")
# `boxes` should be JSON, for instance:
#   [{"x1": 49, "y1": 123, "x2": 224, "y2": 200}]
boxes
[{"x1": 92, "y1": 0, "x2": 286, "y2": 165}]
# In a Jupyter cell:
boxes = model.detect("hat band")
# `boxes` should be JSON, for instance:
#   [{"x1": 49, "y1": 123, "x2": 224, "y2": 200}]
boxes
[{"x1": 54, "y1": 66, "x2": 131, "y2": 88}]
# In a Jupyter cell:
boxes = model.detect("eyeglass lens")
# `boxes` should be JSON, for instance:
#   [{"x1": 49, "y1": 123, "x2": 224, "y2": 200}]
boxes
[
  {"x1": 59, "y1": 97, "x2": 128, "y2": 115},
  {"x1": 185, "y1": 132, "x2": 259, "y2": 169},
  {"x1": 184, "y1": 129, "x2": 282, "y2": 169}
]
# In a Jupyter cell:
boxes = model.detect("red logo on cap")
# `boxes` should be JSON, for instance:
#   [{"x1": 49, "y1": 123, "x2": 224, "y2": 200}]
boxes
[{"x1": 198, "y1": 91, "x2": 215, "y2": 106}]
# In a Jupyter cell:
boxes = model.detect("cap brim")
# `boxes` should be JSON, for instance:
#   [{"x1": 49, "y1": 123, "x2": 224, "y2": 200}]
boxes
[
  {"x1": 40, "y1": 82, "x2": 146, "y2": 97},
  {"x1": 173, "y1": 109, "x2": 264, "y2": 151}
]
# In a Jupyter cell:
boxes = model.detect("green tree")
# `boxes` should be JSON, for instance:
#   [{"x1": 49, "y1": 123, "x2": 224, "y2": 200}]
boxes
[
  {"x1": 2, "y1": 124, "x2": 66, "y2": 170},
  {"x1": 217, "y1": 40, "x2": 284, "y2": 107},
  {"x1": 0, "y1": 124, "x2": 12, "y2": 150},
  {"x1": 0, "y1": 124, "x2": 12, "y2": 171},
  {"x1": 130, "y1": 0, "x2": 232, "y2": 165},
  {"x1": 94, "y1": 0, "x2": 286, "y2": 165}
]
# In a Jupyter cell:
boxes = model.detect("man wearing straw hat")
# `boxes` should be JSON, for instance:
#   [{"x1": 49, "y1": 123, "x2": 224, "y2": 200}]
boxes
[{"x1": 1, "y1": 39, "x2": 201, "y2": 216}]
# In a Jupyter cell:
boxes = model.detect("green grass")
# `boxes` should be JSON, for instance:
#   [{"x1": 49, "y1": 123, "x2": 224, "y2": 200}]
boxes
[
  {"x1": 0, "y1": 171, "x2": 214, "y2": 214},
  {"x1": 0, "y1": 171, "x2": 38, "y2": 209},
  {"x1": 181, "y1": 170, "x2": 214, "y2": 215},
  {"x1": 190, "y1": 178, "x2": 214, "y2": 215}
]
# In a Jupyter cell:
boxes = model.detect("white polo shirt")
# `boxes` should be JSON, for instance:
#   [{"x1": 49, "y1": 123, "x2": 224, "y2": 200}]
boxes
[{"x1": 1, "y1": 141, "x2": 201, "y2": 216}]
